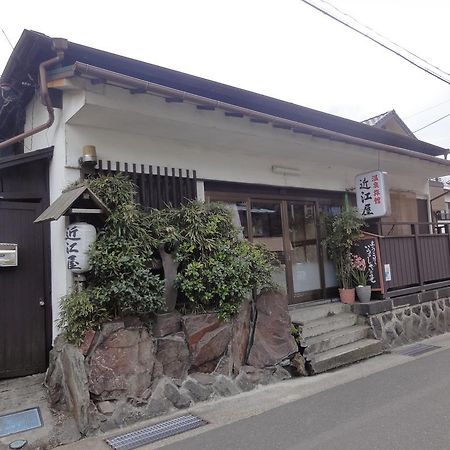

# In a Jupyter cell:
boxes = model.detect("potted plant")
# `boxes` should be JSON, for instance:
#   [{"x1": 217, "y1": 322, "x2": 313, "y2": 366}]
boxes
[
  {"x1": 351, "y1": 254, "x2": 371, "y2": 302},
  {"x1": 323, "y1": 200, "x2": 366, "y2": 304}
]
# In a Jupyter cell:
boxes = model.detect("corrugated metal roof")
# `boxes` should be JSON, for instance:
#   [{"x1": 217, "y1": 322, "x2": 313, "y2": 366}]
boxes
[
  {"x1": 362, "y1": 111, "x2": 391, "y2": 127},
  {"x1": 34, "y1": 185, "x2": 109, "y2": 223}
]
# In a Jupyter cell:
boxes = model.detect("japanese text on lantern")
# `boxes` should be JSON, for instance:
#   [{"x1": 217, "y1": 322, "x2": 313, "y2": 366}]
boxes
[
  {"x1": 65, "y1": 224, "x2": 81, "y2": 270},
  {"x1": 355, "y1": 170, "x2": 390, "y2": 219}
]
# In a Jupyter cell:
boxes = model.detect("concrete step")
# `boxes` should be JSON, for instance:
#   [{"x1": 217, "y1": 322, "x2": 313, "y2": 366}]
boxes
[
  {"x1": 302, "y1": 325, "x2": 370, "y2": 357},
  {"x1": 311, "y1": 339, "x2": 384, "y2": 374},
  {"x1": 297, "y1": 313, "x2": 358, "y2": 339},
  {"x1": 290, "y1": 302, "x2": 349, "y2": 324}
]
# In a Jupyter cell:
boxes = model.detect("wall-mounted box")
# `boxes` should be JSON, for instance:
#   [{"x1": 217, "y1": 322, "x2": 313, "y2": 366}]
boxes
[{"x1": 0, "y1": 243, "x2": 18, "y2": 267}]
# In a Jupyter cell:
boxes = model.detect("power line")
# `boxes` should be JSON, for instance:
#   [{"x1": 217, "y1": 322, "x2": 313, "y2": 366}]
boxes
[
  {"x1": 405, "y1": 98, "x2": 450, "y2": 119},
  {"x1": 0, "y1": 27, "x2": 14, "y2": 50},
  {"x1": 413, "y1": 112, "x2": 450, "y2": 133},
  {"x1": 299, "y1": 0, "x2": 450, "y2": 87},
  {"x1": 317, "y1": 0, "x2": 450, "y2": 80}
]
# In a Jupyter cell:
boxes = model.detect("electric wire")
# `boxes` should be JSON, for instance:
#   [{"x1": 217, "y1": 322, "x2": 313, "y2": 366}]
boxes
[
  {"x1": 317, "y1": 0, "x2": 450, "y2": 80},
  {"x1": 299, "y1": 0, "x2": 450, "y2": 87},
  {"x1": 0, "y1": 27, "x2": 13, "y2": 50},
  {"x1": 413, "y1": 112, "x2": 450, "y2": 133},
  {"x1": 405, "y1": 98, "x2": 450, "y2": 119}
]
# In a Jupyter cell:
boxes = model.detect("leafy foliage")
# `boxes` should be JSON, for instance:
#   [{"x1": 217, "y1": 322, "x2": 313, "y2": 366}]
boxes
[
  {"x1": 148, "y1": 200, "x2": 277, "y2": 319},
  {"x1": 322, "y1": 201, "x2": 366, "y2": 289},
  {"x1": 59, "y1": 175, "x2": 277, "y2": 343},
  {"x1": 57, "y1": 290, "x2": 105, "y2": 346},
  {"x1": 59, "y1": 175, "x2": 164, "y2": 344},
  {"x1": 88, "y1": 173, "x2": 137, "y2": 210}
]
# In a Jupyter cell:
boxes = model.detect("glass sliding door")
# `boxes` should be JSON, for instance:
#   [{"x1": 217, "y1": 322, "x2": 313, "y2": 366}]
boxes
[
  {"x1": 286, "y1": 201, "x2": 323, "y2": 302},
  {"x1": 206, "y1": 186, "x2": 345, "y2": 304},
  {"x1": 250, "y1": 201, "x2": 288, "y2": 292}
]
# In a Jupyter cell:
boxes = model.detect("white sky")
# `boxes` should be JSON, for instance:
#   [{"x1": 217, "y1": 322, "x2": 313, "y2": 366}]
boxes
[{"x1": 1, "y1": 0, "x2": 450, "y2": 149}]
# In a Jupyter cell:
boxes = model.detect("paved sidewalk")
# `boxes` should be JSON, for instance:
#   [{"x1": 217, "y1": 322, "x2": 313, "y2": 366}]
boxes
[
  {"x1": 0, "y1": 374, "x2": 78, "y2": 450},
  {"x1": 60, "y1": 333, "x2": 450, "y2": 450}
]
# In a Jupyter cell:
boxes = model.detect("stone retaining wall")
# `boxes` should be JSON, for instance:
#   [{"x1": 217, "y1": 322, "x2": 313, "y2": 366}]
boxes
[
  {"x1": 367, "y1": 297, "x2": 450, "y2": 348},
  {"x1": 45, "y1": 291, "x2": 303, "y2": 444}
]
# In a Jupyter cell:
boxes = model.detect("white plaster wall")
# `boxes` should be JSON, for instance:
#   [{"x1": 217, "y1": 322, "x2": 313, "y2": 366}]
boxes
[{"x1": 23, "y1": 91, "x2": 85, "y2": 339}]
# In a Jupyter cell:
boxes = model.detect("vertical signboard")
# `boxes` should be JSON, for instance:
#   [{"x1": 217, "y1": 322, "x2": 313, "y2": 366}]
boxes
[{"x1": 355, "y1": 170, "x2": 391, "y2": 218}]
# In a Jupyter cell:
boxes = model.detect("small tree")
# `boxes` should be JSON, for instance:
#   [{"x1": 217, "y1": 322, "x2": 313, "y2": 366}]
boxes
[{"x1": 323, "y1": 201, "x2": 365, "y2": 289}]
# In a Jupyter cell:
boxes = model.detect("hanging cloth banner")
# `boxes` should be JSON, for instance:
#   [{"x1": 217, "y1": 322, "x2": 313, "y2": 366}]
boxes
[{"x1": 355, "y1": 170, "x2": 391, "y2": 218}]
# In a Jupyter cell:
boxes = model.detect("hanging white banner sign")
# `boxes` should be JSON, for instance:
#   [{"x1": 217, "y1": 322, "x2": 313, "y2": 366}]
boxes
[{"x1": 355, "y1": 170, "x2": 391, "y2": 218}]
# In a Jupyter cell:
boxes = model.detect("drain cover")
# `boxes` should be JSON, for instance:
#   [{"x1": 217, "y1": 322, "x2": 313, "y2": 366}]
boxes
[
  {"x1": 0, "y1": 408, "x2": 42, "y2": 438},
  {"x1": 105, "y1": 414, "x2": 208, "y2": 450},
  {"x1": 395, "y1": 343, "x2": 440, "y2": 357}
]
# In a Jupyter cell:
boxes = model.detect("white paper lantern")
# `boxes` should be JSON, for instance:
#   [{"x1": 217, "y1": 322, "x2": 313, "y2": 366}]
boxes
[{"x1": 65, "y1": 222, "x2": 97, "y2": 273}]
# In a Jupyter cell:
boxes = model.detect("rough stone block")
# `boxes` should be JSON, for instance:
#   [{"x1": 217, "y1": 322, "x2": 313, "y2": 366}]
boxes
[
  {"x1": 45, "y1": 341, "x2": 90, "y2": 434},
  {"x1": 96, "y1": 401, "x2": 116, "y2": 415},
  {"x1": 420, "y1": 290, "x2": 438, "y2": 303},
  {"x1": 212, "y1": 375, "x2": 241, "y2": 397},
  {"x1": 392, "y1": 294, "x2": 420, "y2": 308},
  {"x1": 230, "y1": 298, "x2": 252, "y2": 374},
  {"x1": 182, "y1": 314, "x2": 231, "y2": 371},
  {"x1": 181, "y1": 378, "x2": 214, "y2": 402},
  {"x1": 437, "y1": 287, "x2": 450, "y2": 298},
  {"x1": 153, "y1": 312, "x2": 181, "y2": 338},
  {"x1": 247, "y1": 291, "x2": 297, "y2": 368},
  {"x1": 88, "y1": 325, "x2": 156, "y2": 401},
  {"x1": 156, "y1": 332, "x2": 190, "y2": 379}
]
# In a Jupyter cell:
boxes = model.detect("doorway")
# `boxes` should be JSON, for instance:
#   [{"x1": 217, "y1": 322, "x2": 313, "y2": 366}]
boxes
[{"x1": 0, "y1": 202, "x2": 48, "y2": 378}]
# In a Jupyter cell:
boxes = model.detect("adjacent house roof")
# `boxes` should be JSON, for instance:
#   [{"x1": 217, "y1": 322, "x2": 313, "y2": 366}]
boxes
[
  {"x1": 0, "y1": 30, "x2": 447, "y2": 158},
  {"x1": 363, "y1": 109, "x2": 416, "y2": 138}
]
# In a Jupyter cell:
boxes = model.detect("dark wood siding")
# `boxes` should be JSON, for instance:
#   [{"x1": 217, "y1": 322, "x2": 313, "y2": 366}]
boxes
[
  {"x1": 95, "y1": 160, "x2": 197, "y2": 209},
  {"x1": 0, "y1": 149, "x2": 52, "y2": 378}
]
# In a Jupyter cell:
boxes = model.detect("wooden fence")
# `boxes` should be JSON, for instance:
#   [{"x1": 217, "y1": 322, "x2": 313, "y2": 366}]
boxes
[
  {"x1": 95, "y1": 160, "x2": 197, "y2": 209},
  {"x1": 377, "y1": 222, "x2": 450, "y2": 297}
]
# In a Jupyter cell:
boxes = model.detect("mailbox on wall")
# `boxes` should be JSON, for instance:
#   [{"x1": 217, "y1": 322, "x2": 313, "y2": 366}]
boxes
[{"x1": 0, "y1": 243, "x2": 18, "y2": 267}]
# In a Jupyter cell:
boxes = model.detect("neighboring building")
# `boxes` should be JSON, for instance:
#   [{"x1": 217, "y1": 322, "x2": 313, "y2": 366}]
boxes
[{"x1": 1, "y1": 30, "x2": 450, "y2": 378}]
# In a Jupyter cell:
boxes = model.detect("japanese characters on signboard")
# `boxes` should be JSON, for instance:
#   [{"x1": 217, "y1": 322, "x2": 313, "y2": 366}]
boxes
[{"x1": 355, "y1": 170, "x2": 391, "y2": 219}]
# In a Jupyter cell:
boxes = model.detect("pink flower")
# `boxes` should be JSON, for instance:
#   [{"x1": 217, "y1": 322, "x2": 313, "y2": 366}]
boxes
[{"x1": 351, "y1": 254, "x2": 366, "y2": 271}]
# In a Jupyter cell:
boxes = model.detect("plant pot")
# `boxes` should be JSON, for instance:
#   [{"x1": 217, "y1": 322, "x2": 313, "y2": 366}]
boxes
[
  {"x1": 338, "y1": 288, "x2": 355, "y2": 304},
  {"x1": 356, "y1": 285, "x2": 371, "y2": 303}
]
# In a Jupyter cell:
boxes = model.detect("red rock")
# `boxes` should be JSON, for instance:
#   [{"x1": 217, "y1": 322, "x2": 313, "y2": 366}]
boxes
[
  {"x1": 88, "y1": 325, "x2": 156, "y2": 400},
  {"x1": 182, "y1": 314, "x2": 222, "y2": 347},
  {"x1": 230, "y1": 298, "x2": 252, "y2": 374},
  {"x1": 247, "y1": 291, "x2": 297, "y2": 368},
  {"x1": 182, "y1": 314, "x2": 231, "y2": 371},
  {"x1": 79, "y1": 329, "x2": 96, "y2": 356}
]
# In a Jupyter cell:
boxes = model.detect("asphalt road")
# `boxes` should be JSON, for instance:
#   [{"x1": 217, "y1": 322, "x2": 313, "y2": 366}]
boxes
[{"x1": 161, "y1": 348, "x2": 450, "y2": 450}]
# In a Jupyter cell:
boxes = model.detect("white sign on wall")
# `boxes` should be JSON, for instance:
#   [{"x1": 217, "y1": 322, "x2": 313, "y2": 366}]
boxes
[{"x1": 355, "y1": 170, "x2": 391, "y2": 218}]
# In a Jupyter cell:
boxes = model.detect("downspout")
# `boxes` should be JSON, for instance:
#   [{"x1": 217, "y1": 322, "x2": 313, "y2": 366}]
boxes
[{"x1": 0, "y1": 38, "x2": 68, "y2": 151}]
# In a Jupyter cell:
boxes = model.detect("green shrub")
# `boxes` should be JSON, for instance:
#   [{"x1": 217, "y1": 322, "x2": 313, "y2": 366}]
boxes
[
  {"x1": 58, "y1": 290, "x2": 103, "y2": 346},
  {"x1": 176, "y1": 238, "x2": 276, "y2": 319}
]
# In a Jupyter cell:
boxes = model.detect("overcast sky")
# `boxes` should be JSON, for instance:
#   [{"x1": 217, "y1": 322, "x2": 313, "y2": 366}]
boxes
[{"x1": 1, "y1": 0, "x2": 449, "y2": 149}]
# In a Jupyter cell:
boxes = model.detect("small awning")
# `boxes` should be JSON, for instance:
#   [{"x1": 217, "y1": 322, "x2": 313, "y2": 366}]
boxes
[{"x1": 34, "y1": 185, "x2": 109, "y2": 223}]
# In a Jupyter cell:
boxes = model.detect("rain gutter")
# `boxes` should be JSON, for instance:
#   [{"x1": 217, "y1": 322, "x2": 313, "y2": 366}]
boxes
[{"x1": 67, "y1": 62, "x2": 450, "y2": 168}]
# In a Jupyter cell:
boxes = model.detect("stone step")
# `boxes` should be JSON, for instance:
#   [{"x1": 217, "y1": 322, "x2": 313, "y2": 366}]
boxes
[
  {"x1": 310, "y1": 339, "x2": 384, "y2": 374},
  {"x1": 302, "y1": 325, "x2": 370, "y2": 357},
  {"x1": 296, "y1": 313, "x2": 358, "y2": 339},
  {"x1": 290, "y1": 302, "x2": 349, "y2": 324}
]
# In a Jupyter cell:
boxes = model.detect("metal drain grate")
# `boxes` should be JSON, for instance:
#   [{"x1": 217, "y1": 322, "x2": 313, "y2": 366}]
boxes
[
  {"x1": 0, "y1": 407, "x2": 42, "y2": 438},
  {"x1": 396, "y1": 343, "x2": 440, "y2": 357},
  {"x1": 105, "y1": 414, "x2": 208, "y2": 450}
]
